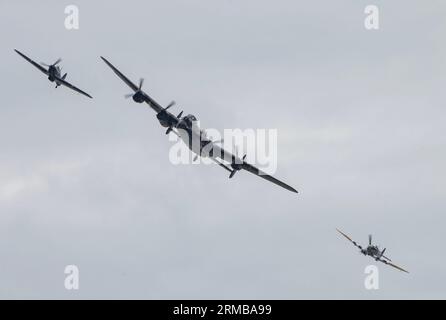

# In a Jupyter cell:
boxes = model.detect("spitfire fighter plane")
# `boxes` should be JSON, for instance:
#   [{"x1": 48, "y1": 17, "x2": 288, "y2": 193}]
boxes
[
  {"x1": 100, "y1": 56, "x2": 297, "y2": 193},
  {"x1": 336, "y1": 229, "x2": 409, "y2": 273},
  {"x1": 14, "y1": 49, "x2": 92, "y2": 99}
]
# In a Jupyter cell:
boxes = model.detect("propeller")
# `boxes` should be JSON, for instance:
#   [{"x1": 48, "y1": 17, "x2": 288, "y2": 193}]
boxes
[
  {"x1": 228, "y1": 146, "x2": 247, "y2": 179},
  {"x1": 165, "y1": 101, "x2": 175, "y2": 111},
  {"x1": 369, "y1": 234, "x2": 372, "y2": 246},
  {"x1": 40, "y1": 58, "x2": 62, "y2": 67},
  {"x1": 124, "y1": 78, "x2": 145, "y2": 99},
  {"x1": 165, "y1": 108, "x2": 183, "y2": 135},
  {"x1": 234, "y1": 146, "x2": 247, "y2": 163}
]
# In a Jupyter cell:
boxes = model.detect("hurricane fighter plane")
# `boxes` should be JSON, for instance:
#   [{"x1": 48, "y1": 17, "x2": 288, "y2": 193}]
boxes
[
  {"x1": 336, "y1": 229, "x2": 409, "y2": 273},
  {"x1": 100, "y1": 56, "x2": 297, "y2": 193},
  {"x1": 14, "y1": 49, "x2": 92, "y2": 99}
]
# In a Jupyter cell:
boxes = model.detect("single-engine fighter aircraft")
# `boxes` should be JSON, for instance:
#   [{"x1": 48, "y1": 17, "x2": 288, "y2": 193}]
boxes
[
  {"x1": 100, "y1": 56, "x2": 297, "y2": 193},
  {"x1": 336, "y1": 229, "x2": 409, "y2": 273},
  {"x1": 14, "y1": 49, "x2": 92, "y2": 99}
]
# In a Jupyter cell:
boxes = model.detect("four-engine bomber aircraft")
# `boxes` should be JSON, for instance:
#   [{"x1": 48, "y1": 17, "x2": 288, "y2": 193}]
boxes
[
  {"x1": 100, "y1": 56, "x2": 297, "y2": 193},
  {"x1": 14, "y1": 49, "x2": 92, "y2": 99},
  {"x1": 336, "y1": 229, "x2": 409, "y2": 273}
]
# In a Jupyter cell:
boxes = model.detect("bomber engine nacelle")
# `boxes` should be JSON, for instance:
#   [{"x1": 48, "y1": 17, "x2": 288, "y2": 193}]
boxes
[
  {"x1": 132, "y1": 91, "x2": 145, "y2": 103},
  {"x1": 124, "y1": 78, "x2": 146, "y2": 103},
  {"x1": 156, "y1": 101, "x2": 184, "y2": 134}
]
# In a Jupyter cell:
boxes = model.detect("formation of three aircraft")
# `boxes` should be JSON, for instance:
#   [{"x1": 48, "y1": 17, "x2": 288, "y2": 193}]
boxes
[{"x1": 14, "y1": 49, "x2": 409, "y2": 273}]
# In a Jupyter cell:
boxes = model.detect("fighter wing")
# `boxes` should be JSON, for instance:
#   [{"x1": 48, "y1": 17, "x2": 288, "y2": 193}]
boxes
[
  {"x1": 55, "y1": 76, "x2": 93, "y2": 99},
  {"x1": 377, "y1": 258, "x2": 409, "y2": 273},
  {"x1": 210, "y1": 144, "x2": 298, "y2": 193},
  {"x1": 336, "y1": 229, "x2": 363, "y2": 251},
  {"x1": 14, "y1": 49, "x2": 48, "y2": 75},
  {"x1": 100, "y1": 56, "x2": 164, "y2": 113}
]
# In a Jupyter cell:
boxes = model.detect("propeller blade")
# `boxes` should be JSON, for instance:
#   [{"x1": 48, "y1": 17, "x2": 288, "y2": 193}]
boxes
[
  {"x1": 40, "y1": 62, "x2": 51, "y2": 67},
  {"x1": 166, "y1": 128, "x2": 172, "y2": 135},
  {"x1": 177, "y1": 111, "x2": 183, "y2": 119},
  {"x1": 124, "y1": 93, "x2": 134, "y2": 99},
  {"x1": 165, "y1": 101, "x2": 176, "y2": 110},
  {"x1": 53, "y1": 58, "x2": 62, "y2": 66},
  {"x1": 369, "y1": 235, "x2": 372, "y2": 246},
  {"x1": 138, "y1": 78, "x2": 144, "y2": 90},
  {"x1": 229, "y1": 170, "x2": 237, "y2": 179},
  {"x1": 243, "y1": 154, "x2": 247, "y2": 161}
]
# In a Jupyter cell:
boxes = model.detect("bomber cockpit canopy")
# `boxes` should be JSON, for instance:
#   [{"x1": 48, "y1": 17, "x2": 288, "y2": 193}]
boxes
[
  {"x1": 185, "y1": 114, "x2": 197, "y2": 121},
  {"x1": 182, "y1": 114, "x2": 198, "y2": 127}
]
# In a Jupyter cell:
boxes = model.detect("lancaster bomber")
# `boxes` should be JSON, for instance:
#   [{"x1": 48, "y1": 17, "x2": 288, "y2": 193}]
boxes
[{"x1": 100, "y1": 56, "x2": 297, "y2": 193}]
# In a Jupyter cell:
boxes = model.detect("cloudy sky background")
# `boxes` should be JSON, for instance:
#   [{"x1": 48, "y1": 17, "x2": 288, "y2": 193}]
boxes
[{"x1": 0, "y1": 0, "x2": 445, "y2": 299}]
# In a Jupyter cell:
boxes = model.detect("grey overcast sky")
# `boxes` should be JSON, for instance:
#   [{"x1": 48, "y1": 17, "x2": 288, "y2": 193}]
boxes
[{"x1": 0, "y1": 0, "x2": 445, "y2": 299}]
